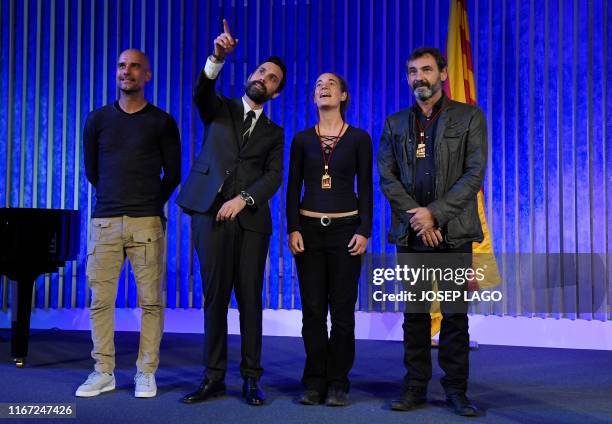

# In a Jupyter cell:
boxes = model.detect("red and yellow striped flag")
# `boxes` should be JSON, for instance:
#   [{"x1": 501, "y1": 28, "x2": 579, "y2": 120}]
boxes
[
  {"x1": 446, "y1": 0, "x2": 477, "y2": 105},
  {"x1": 430, "y1": 0, "x2": 501, "y2": 337}
]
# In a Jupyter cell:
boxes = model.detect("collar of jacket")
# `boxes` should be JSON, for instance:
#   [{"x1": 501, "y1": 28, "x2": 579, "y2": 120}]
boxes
[{"x1": 229, "y1": 98, "x2": 270, "y2": 151}]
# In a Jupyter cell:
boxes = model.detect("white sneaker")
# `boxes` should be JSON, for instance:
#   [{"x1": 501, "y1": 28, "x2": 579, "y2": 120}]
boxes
[
  {"x1": 75, "y1": 371, "x2": 116, "y2": 397},
  {"x1": 134, "y1": 371, "x2": 157, "y2": 398}
]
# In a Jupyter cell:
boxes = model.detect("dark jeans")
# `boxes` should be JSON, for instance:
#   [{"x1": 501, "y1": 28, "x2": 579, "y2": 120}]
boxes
[
  {"x1": 397, "y1": 243, "x2": 472, "y2": 395},
  {"x1": 295, "y1": 215, "x2": 362, "y2": 393},
  {"x1": 191, "y1": 195, "x2": 269, "y2": 381}
]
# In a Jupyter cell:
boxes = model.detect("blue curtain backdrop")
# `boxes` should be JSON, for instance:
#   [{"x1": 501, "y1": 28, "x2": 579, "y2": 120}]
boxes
[{"x1": 1, "y1": 0, "x2": 611, "y2": 320}]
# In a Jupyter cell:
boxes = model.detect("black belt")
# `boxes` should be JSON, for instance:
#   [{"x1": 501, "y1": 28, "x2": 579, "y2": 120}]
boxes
[{"x1": 299, "y1": 214, "x2": 359, "y2": 227}]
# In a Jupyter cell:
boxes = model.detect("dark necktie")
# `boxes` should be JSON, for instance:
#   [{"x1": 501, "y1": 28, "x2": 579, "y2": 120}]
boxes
[
  {"x1": 242, "y1": 110, "x2": 256, "y2": 147},
  {"x1": 221, "y1": 110, "x2": 257, "y2": 199}
]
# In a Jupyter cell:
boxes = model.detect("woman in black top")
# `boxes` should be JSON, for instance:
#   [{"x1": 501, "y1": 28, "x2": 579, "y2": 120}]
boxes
[{"x1": 286, "y1": 73, "x2": 373, "y2": 406}]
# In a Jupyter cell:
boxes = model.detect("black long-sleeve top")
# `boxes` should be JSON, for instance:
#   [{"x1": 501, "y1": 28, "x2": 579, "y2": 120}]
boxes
[
  {"x1": 83, "y1": 101, "x2": 181, "y2": 218},
  {"x1": 286, "y1": 126, "x2": 373, "y2": 237}
]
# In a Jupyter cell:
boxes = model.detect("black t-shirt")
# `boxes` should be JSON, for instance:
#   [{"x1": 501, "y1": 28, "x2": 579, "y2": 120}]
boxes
[
  {"x1": 83, "y1": 101, "x2": 181, "y2": 218},
  {"x1": 286, "y1": 126, "x2": 373, "y2": 237}
]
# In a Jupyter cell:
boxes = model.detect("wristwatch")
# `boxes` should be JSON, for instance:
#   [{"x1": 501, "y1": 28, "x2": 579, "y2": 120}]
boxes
[
  {"x1": 210, "y1": 53, "x2": 225, "y2": 63},
  {"x1": 240, "y1": 191, "x2": 255, "y2": 206}
]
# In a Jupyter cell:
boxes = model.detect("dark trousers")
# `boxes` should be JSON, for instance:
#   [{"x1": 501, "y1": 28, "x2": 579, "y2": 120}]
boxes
[
  {"x1": 397, "y1": 243, "x2": 472, "y2": 395},
  {"x1": 191, "y1": 197, "x2": 270, "y2": 381},
  {"x1": 295, "y1": 215, "x2": 362, "y2": 393}
]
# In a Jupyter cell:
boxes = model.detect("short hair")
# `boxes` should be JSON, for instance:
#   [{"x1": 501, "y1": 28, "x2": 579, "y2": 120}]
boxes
[
  {"x1": 406, "y1": 47, "x2": 447, "y2": 72},
  {"x1": 257, "y1": 56, "x2": 287, "y2": 93},
  {"x1": 118, "y1": 48, "x2": 150, "y2": 71}
]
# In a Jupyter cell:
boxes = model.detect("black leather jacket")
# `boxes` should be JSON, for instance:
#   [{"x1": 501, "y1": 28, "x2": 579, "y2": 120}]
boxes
[{"x1": 377, "y1": 98, "x2": 487, "y2": 248}]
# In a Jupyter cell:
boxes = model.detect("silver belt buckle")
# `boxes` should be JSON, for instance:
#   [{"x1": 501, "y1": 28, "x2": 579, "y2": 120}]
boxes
[{"x1": 320, "y1": 216, "x2": 331, "y2": 227}]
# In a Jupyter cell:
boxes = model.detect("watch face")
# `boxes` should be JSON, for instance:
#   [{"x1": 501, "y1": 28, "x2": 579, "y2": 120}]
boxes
[{"x1": 241, "y1": 192, "x2": 253, "y2": 205}]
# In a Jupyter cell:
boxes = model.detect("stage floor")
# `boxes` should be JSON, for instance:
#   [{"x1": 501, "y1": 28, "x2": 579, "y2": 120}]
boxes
[{"x1": 0, "y1": 329, "x2": 611, "y2": 423}]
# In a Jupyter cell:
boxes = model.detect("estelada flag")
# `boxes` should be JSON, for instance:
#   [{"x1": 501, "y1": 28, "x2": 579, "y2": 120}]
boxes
[{"x1": 430, "y1": 0, "x2": 501, "y2": 337}]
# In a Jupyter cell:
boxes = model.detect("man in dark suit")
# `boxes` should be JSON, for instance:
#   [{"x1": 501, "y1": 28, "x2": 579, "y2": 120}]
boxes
[
  {"x1": 378, "y1": 47, "x2": 487, "y2": 416},
  {"x1": 176, "y1": 20, "x2": 285, "y2": 406}
]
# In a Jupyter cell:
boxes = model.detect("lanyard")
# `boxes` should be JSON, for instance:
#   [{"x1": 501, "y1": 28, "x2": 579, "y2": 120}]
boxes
[{"x1": 315, "y1": 122, "x2": 346, "y2": 174}]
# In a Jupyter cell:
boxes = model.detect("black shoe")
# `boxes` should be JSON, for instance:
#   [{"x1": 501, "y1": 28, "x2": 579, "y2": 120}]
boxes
[
  {"x1": 390, "y1": 387, "x2": 427, "y2": 411},
  {"x1": 181, "y1": 378, "x2": 226, "y2": 404},
  {"x1": 299, "y1": 390, "x2": 324, "y2": 405},
  {"x1": 446, "y1": 392, "x2": 479, "y2": 417},
  {"x1": 326, "y1": 387, "x2": 349, "y2": 407},
  {"x1": 242, "y1": 377, "x2": 266, "y2": 406}
]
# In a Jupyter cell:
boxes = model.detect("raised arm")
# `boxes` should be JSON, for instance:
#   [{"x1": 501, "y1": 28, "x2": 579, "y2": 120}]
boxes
[{"x1": 194, "y1": 19, "x2": 239, "y2": 122}]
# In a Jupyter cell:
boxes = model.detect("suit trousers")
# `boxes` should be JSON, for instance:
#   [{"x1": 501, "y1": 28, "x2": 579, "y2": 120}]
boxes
[
  {"x1": 191, "y1": 195, "x2": 269, "y2": 381},
  {"x1": 396, "y1": 243, "x2": 472, "y2": 395},
  {"x1": 295, "y1": 215, "x2": 362, "y2": 393}
]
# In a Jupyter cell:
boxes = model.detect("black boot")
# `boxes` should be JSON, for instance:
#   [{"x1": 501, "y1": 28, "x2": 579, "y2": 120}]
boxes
[
  {"x1": 446, "y1": 392, "x2": 479, "y2": 416},
  {"x1": 325, "y1": 386, "x2": 349, "y2": 407},
  {"x1": 390, "y1": 386, "x2": 427, "y2": 411},
  {"x1": 242, "y1": 377, "x2": 266, "y2": 406},
  {"x1": 299, "y1": 390, "x2": 325, "y2": 405}
]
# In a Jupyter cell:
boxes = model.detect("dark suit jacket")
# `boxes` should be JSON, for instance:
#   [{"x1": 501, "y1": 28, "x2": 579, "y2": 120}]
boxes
[
  {"x1": 377, "y1": 98, "x2": 487, "y2": 248},
  {"x1": 176, "y1": 70, "x2": 284, "y2": 234}
]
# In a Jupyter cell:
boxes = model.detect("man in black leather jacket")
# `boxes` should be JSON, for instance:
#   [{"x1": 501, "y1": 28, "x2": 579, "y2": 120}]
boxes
[{"x1": 377, "y1": 47, "x2": 487, "y2": 417}]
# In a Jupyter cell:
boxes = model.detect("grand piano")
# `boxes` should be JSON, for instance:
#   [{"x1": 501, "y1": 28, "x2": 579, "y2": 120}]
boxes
[{"x1": 0, "y1": 208, "x2": 80, "y2": 367}]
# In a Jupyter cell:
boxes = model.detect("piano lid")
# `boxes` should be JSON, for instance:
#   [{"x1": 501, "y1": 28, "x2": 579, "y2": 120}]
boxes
[{"x1": 0, "y1": 208, "x2": 81, "y2": 264}]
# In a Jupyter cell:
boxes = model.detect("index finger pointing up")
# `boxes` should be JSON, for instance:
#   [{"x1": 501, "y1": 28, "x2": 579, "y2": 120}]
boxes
[{"x1": 223, "y1": 19, "x2": 232, "y2": 36}]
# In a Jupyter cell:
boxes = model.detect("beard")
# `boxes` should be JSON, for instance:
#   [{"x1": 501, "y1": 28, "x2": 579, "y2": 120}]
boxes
[
  {"x1": 119, "y1": 87, "x2": 141, "y2": 94},
  {"x1": 245, "y1": 80, "x2": 273, "y2": 104},
  {"x1": 118, "y1": 79, "x2": 142, "y2": 94},
  {"x1": 412, "y1": 78, "x2": 442, "y2": 101}
]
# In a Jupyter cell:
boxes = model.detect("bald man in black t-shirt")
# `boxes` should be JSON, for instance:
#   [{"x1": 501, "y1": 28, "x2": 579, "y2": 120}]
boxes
[{"x1": 77, "y1": 49, "x2": 180, "y2": 399}]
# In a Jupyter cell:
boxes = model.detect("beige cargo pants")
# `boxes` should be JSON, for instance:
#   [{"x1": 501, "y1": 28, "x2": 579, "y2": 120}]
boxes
[{"x1": 86, "y1": 216, "x2": 165, "y2": 374}]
